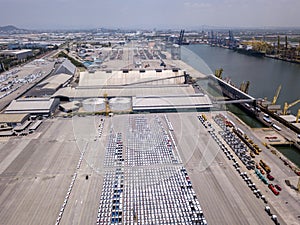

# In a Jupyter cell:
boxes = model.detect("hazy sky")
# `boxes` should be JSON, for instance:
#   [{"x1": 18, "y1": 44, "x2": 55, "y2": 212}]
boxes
[{"x1": 1, "y1": 0, "x2": 300, "y2": 29}]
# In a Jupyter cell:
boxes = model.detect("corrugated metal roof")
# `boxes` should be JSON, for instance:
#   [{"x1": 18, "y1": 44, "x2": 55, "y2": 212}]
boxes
[
  {"x1": 40, "y1": 73, "x2": 72, "y2": 86},
  {"x1": 5, "y1": 98, "x2": 58, "y2": 114},
  {"x1": 52, "y1": 85, "x2": 195, "y2": 99},
  {"x1": 79, "y1": 70, "x2": 185, "y2": 86},
  {"x1": 132, "y1": 95, "x2": 213, "y2": 110},
  {"x1": 55, "y1": 59, "x2": 76, "y2": 75},
  {"x1": 0, "y1": 113, "x2": 29, "y2": 123}
]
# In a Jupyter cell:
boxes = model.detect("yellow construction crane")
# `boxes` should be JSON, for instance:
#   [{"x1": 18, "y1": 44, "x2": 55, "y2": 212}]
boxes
[
  {"x1": 271, "y1": 85, "x2": 281, "y2": 105},
  {"x1": 296, "y1": 109, "x2": 300, "y2": 123},
  {"x1": 283, "y1": 99, "x2": 300, "y2": 115},
  {"x1": 103, "y1": 93, "x2": 110, "y2": 116},
  {"x1": 214, "y1": 68, "x2": 223, "y2": 79}
]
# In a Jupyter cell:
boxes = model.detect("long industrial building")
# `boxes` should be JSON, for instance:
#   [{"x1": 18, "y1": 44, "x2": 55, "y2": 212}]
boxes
[{"x1": 52, "y1": 69, "x2": 213, "y2": 112}]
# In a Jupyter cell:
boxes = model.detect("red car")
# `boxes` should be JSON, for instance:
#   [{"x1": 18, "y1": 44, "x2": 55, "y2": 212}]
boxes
[
  {"x1": 275, "y1": 184, "x2": 282, "y2": 191},
  {"x1": 267, "y1": 173, "x2": 274, "y2": 181}
]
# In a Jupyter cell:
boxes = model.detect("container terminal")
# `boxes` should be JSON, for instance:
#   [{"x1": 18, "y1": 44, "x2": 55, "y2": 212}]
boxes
[{"x1": 0, "y1": 40, "x2": 299, "y2": 225}]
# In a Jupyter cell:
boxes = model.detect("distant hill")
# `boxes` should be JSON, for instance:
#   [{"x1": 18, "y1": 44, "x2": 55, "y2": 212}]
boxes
[{"x1": 0, "y1": 25, "x2": 28, "y2": 33}]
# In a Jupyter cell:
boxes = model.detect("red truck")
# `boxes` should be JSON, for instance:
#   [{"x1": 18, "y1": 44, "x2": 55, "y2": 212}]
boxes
[{"x1": 268, "y1": 184, "x2": 279, "y2": 195}]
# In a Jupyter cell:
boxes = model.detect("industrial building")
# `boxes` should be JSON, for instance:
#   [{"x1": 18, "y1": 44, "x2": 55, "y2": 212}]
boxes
[
  {"x1": 54, "y1": 59, "x2": 76, "y2": 75},
  {"x1": 52, "y1": 69, "x2": 212, "y2": 113},
  {"x1": 132, "y1": 94, "x2": 212, "y2": 111},
  {"x1": 5, "y1": 98, "x2": 59, "y2": 116},
  {"x1": 0, "y1": 49, "x2": 33, "y2": 60},
  {"x1": 0, "y1": 113, "x2": 29, "y2": 127},
  {"x1": 32, "y1": 73, "x2": 73, "y2": 96},
  {"x1": 53, "y1": 85, "x2": 196, "y2": 100},
  {"x1": 59, "y1": 101, "x2": 80, "y2": 113},
  {"x1": 78, "y1": 69, "x2": 185, "y2": 86}
]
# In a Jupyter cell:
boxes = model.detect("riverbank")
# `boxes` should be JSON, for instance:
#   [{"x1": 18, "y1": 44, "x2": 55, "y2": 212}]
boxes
[{"x1": 204, "y1": 43, "x2": 300, "y2": 65}]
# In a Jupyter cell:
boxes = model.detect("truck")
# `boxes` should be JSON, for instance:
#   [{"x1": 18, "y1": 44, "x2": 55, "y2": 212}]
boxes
[
  {"x1": 272, "y1": 124, "x2": 282, "y2": 131},
  {"x1": 268, "y1": 184, "x2": 279, "y2": 195},
  {"x1": 259, "y1": 160, "x2": 271, "y2": 173},
  {"x1": 263, "y1": 116, "x2": 272, "y2": 124}
]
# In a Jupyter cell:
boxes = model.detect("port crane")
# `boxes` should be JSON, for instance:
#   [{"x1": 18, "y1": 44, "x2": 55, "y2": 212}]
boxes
[
  {"x1": 178, "y1": 30, "x2": 185, "y2": 45},
  {"x1": 214, "y1": 68, "x2": 223, "y2": 79},
  {"x1": 240, "y1": 81, "x2": 250, "y2": 94},
  {"x1": 283, "y1": 99, "x2": 300, "y2": 115},
  {"x1": 271, "y1": 85, "x2": 281, "y2": 105}
]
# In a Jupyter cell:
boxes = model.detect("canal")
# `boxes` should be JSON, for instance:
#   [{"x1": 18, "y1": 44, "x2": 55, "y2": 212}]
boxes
[{"x1": 276, "y1": 145, "x2": 300, "y2": 168}]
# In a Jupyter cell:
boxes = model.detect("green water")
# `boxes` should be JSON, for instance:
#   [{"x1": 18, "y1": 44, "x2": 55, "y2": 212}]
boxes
[
  {"x1": 196, "y1": 79, "x2": 265, "y2": 128},
  {"x1": 225, "y1": 104, "x2": 265, "y2": 128},
  {"x1": 276, "y1": 145, "x2": 300, "y2": 168}
]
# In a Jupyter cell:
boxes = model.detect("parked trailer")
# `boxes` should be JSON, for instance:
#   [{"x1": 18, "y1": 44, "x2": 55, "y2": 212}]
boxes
[{"x1": 260, "y1": 160, "x2": 271, "y2": 173}]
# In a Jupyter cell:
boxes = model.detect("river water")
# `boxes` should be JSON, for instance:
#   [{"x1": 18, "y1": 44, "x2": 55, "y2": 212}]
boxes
[{"x1": 182, "y1": 45, "x2": 300, "y2": 115}]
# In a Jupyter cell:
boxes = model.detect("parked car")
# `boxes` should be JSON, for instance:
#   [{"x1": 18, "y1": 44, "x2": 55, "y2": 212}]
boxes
[{"x1": 267, "y1": 173, "x2": 274, "y2": 181}]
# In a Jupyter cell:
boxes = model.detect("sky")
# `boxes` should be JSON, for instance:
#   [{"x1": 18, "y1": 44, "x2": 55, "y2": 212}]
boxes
[{"x1": 1, "y1": 0, "x2": 300, "y2": 30}]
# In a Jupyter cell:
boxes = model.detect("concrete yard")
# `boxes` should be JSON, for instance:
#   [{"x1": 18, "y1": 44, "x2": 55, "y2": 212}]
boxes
[{"x1": 0, "y1": 112, "x2": 299, "y2": 225}]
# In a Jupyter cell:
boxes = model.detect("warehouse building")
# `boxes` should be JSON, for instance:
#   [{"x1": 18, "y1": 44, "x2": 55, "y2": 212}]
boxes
[
  {"x1": 0, "y1": 49, "x2": 33, "y2": 60},
  {"x1": 132, "y1": 94, "x2": 213, "y2": 112},
  {"x1": 51, "y1": 69, "x2": 213, "y2": 113},
  {"x1": 5, "y1": 98, "x2": 60, "y2": 116},
  {"x1": 54, "y1": 59, "x2": 76, "y2": 75},
  {"x1": 0, "y1": 113, "x2": 30, "y2": 127},
  {"x1": 33, "y1": 73, "x2": 73, "y2": 96},
  {"x1": 52, "y1": 85, "x2": 196, "y2": 100}
]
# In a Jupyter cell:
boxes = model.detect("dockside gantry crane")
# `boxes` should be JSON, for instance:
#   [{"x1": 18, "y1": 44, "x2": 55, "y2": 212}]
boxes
[
  {"x1": 214, "y1": 68, "x2": 223, "y2": 79},
  {"x1": 296, "y1": 109, "x2": 300, "y2": 123},
  {"x1": 240, "y1": 81, "x2": 250, "y2": 94},
  {"x1": 272, "y1": 85, "x2": 281, "y2": 105},
  {"x1": 283, "y1": 99, "x2": 300, "y2": 115}
]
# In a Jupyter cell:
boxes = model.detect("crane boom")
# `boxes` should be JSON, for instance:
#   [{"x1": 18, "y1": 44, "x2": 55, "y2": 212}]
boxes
[
  {"x1": 283, "y1": 99, "x2": 300, "y2": 115},
  {"x1": 272, "y1": 85, "x2": 281, "y2": 105}
]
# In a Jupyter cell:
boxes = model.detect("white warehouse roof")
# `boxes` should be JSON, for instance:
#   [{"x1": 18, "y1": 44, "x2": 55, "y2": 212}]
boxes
[
  {"x1": 5, "y1": 98, "x2": 59, "y2": 115},
  {"x1": 132, "y1": 94, "x2": 213, "y2": 111}
]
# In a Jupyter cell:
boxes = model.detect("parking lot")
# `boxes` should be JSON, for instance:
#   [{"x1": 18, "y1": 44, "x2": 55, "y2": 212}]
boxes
[
  {"x1": 0, "y1": 112, "x2": 298, "y2": 224},
  {"x1": 97, "y1": 115, "x2": 207, "y2": 224}
]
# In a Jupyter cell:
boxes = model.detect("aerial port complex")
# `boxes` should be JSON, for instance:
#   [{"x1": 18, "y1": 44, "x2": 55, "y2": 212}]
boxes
[{"x1": 0, "y1": 27, "x2": 299, "y2": 225}]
